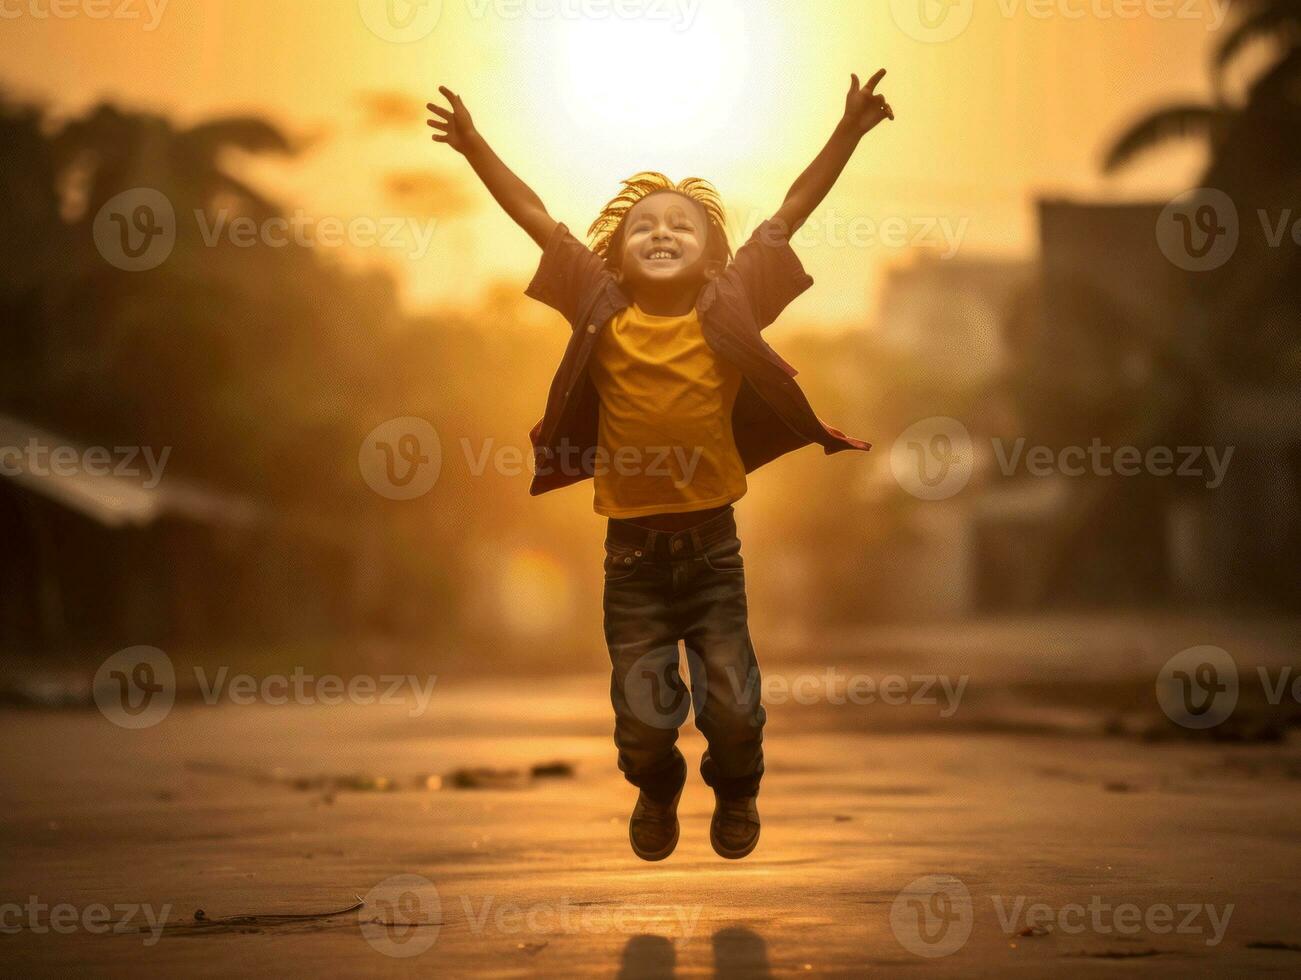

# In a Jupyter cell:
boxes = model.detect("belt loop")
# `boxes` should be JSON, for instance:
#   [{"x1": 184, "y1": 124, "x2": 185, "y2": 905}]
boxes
[
  {"x1": 645, "y1": 530, "x2": 659, "y2": 556},
  {"x1": 689, "y1": 526, "x2": 704, "y2": 553}
]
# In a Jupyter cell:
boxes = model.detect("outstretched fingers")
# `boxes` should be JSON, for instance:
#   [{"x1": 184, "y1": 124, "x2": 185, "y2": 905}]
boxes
[
  {"x1": 429, "y1": 87, "x2": 473, "y2": 147},
  {"x1": 864, "y1": 68, "x2": 887, "y2": 95}
]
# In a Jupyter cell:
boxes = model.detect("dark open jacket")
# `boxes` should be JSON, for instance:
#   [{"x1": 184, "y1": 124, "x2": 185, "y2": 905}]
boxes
[{"x1": 523, "y1": 219, "x2": 871, "y2": 497}]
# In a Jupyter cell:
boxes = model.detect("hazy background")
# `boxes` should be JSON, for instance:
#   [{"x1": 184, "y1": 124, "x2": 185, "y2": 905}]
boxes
[
  {"x1": 1, "y1": 0, "x2": 1297, "y2": 679},
  {"x1": 0, "y1": 0, "x2": 1244, "y2": 318}
]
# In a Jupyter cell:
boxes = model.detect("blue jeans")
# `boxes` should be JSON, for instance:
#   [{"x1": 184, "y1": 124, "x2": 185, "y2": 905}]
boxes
[{"x1": 602, "y1": 507, "x2": 765, "y2": 802}]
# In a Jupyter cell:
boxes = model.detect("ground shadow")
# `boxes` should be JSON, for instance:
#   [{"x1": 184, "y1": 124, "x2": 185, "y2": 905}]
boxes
[
  {"x1": 617, "y1": 934, "x2": 676, "y2": 979},
  {"x1": 712, "y1": 926, "x2": 773, "y2": 978},
  {"x1": 616, "y1": 927, "x2": 772, "y2": 978}
]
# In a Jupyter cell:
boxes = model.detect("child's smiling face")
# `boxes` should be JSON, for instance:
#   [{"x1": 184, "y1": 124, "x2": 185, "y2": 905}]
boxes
[{"x1": 617, "y1": 191, "x2": 711, "y2": 287}]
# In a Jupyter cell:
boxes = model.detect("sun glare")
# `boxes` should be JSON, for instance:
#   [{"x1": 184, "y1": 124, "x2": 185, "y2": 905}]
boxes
[{"x1": 550, "y1": 0, "x2": 751, "y2": 173}]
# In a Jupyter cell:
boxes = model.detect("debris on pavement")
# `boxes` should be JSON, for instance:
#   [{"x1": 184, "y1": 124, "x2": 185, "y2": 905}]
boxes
[
  {"x1": 188, "y1": 759, "x2": 577, "y2": 795},
  {"x1": 443, "y1": 767, "x2": 530, "y2": 790},
  {"x1": 157, "y1": 899, "x2": 367, "y2": 938},
  {"x1": 1068, "y1": 948, "x2": 1162, "y2": 959},
  {"x1": 192, "y1": 899, "x2": 364, "y2": 926},
  {"x1": 530, "y1": 761, "x2": 575, "y2": 780}
]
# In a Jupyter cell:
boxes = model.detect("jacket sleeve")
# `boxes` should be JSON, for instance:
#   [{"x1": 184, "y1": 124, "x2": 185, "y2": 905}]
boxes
[
  {"x1": 722, "y1": 219, "x2": 816, "y2": 329},
  {"x1": 523, "y1": 222, "x2": 611, "y2": 326}
]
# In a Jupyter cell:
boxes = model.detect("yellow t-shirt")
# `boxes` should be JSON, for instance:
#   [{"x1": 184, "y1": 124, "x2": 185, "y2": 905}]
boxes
[{"x1": 588, "y1": 304, "x2": 747, "y2": 518}]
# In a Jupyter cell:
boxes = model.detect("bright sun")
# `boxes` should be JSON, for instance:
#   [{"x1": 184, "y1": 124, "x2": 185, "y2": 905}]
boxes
[{"x1": 549, "y1": 0, "x2": 753, "y2": 175}]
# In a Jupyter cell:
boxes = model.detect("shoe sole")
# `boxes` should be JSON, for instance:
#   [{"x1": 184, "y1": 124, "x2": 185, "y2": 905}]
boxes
[
  {"x1": 629, "y1": 788, "x2": 682, "y2": 862},
  {"x1": 710, "y1": 821, "x2": 760, "y2": 860}
]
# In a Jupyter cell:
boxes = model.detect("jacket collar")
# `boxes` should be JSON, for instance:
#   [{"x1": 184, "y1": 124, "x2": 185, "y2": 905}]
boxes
[{"x1": 598, "y1": 276, "x2": 722, "y2": 323}]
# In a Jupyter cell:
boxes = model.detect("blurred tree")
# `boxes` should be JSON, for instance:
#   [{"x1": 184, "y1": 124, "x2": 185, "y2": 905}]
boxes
[
  {"x1": 1103, "y1": 0, "x2": 1300, "y2": 175},
  {"x1": 0, "y1": 88, "x2": 482, "y2": 654},
  {"x1": 1033, "y1": 2, "x2": 1301, "y2": 607},
  {"x1": 1103, "y1": 0, "x2": 1301, "y2": 382},
  {"x1": 0, "y1": 96, "x2": 64, "y2": 396}
]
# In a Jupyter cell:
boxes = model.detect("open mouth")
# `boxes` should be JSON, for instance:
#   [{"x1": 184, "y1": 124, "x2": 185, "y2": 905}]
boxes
[{"x1": 645, "y1": 249, "x2": 678, "y2": 262}]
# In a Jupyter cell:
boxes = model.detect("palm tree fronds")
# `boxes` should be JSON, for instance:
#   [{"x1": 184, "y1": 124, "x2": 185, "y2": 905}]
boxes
[
  {"x1": 181, "y1": 117, "x2": 297, "y2": 158},
  {"x1": 1102, "y1": 104, "x2": 1219, "y2": 173},
  {"x1": 1243, "y1": 43, "x2": 1301, "y2": 103},
  {"x1": 1215, "y1": 4, "x2": 1301, "y2": 75}
]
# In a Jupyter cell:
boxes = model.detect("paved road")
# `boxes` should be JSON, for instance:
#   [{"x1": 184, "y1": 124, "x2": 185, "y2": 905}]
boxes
[{"x1": 3, "y1": 650, "x2": 1300, "y2": 977}]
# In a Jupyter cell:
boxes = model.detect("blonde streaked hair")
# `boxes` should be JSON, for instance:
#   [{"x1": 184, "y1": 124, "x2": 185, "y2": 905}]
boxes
[{"x1": 587, "y1": 172, "x2": 732, "y2": 271}]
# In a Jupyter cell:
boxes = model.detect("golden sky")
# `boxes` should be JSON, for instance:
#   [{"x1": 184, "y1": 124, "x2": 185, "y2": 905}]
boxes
[{"x1": 2, "y1": 0, "x2": 1234, "y2": 325}]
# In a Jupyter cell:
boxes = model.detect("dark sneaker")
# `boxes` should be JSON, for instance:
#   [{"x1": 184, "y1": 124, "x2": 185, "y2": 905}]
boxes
[
  {"x1": 710, "y1": 792, "x2": 760, "y2": 859},
  {"x1": 629, "y1": 786, "x2": 682, "y2": 862}
]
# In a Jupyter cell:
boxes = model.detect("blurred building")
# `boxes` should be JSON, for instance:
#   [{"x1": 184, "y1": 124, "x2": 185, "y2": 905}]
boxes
[
  {"x1": 845, "y1": 196, "x2": 1300, "y2": 621},
  {"x1": 877, "y1": 252, "x2": 1034, "y2": 389},
  {"x1": 0, "y1": 414, "x2": 357, "y2": 656}
]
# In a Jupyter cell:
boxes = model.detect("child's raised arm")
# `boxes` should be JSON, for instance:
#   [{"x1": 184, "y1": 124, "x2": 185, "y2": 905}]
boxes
[
  {"x1": 772, "y1": 69, "x2": 894, "y2": 238},
  {"x1": 427, "y1": 86, "x2": 558, "y2": 249}
]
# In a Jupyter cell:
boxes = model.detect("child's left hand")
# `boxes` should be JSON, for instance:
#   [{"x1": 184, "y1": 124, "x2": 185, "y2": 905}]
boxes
[{"x1": 842, "y1": 69, "x2": 894, "y2": 136}]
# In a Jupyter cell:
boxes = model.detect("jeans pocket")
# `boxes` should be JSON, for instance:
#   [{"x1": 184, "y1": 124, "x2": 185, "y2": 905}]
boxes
[
  {"x1": 701, "y1": 537, "x2": 744, "y2": 574},
  {"x1": 603, "y1": 544, "x2": 645, "y2": 583}
]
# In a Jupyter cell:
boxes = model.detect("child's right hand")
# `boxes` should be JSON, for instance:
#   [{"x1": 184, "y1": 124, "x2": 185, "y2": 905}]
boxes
[
  {"x1": 427, "y1": 87, "x2": 478, "y2": 155},
  {"x1": 842, "y1": 69, "x2": 894, "y2": 137},
  {"x1": 426, "y1": 84, "x2": 557, "y2": 248}
]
